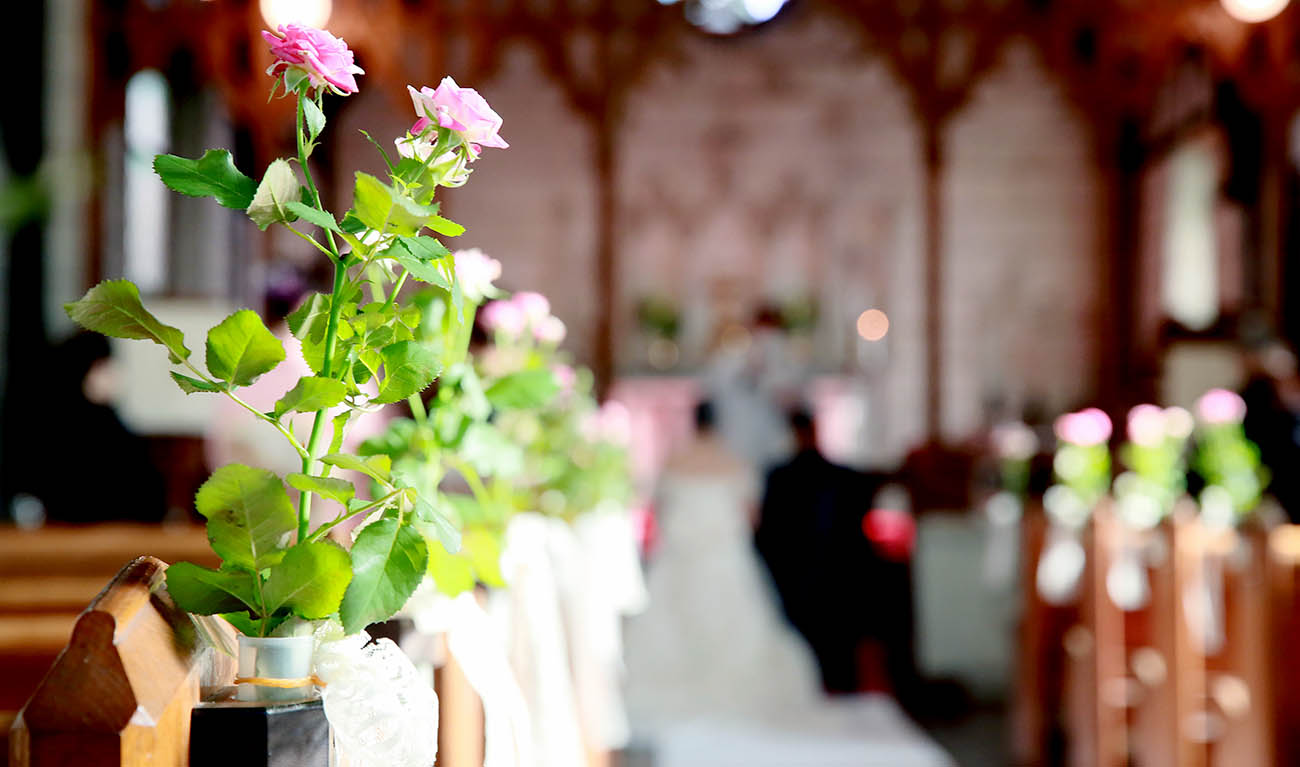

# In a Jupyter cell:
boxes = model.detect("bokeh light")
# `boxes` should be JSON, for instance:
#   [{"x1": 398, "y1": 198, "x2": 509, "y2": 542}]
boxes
[
  {"x1": 260, "y1": 0, "x2": 332, "y2": 29},
  {"x1": 856, "y1": 309, "x2": 889, "y2": 341},
  {"x1": 1221, "y1": 0, "x2": 1289, "y2": 22}
]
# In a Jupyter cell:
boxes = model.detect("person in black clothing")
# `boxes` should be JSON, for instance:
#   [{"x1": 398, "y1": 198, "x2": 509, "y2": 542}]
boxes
[
  {"x1": 756, "y1": 408, "x2": 881, "y2": 693},
  {"x1": 1241, "y1": 341, "x2": 1300, "y2": 522}
]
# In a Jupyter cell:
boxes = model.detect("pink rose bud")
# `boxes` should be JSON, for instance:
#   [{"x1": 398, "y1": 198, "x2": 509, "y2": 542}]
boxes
[
  {"x1": 512, "y1": 292, "x2": 551, "y2": 324},
  {"x1": 407, "y1": 78, "x2": 508, "y2": 152},
  {"x1": 262, "y1": 25, "x2": 364, "y2": 95},
  {"x1": 535, "y1": 316, "x2": 567, "y2": 345},
  {"x1": 1196, "y1": 388, "x2": 1246, "y2": 425},
  {"x1": 1054, "y1": 407, "x2": 1112, "y2": 447},
  {"x1": 1126, "y1": 404, "x2": 1167, "y2": 447},
  {"x1": 481, "y1": 299, "x2": 525, "y2": 336}
]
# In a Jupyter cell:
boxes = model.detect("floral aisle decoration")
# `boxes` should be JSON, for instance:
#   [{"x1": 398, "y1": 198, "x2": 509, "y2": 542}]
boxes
[
  {"x1": 1105, "y1": 405, "x2": 1194, "y2": 610},
  {"x1": 982, "y1": 421, "x2": 1038, "y2": 589},
  {"x1": 1185, "y1": 388, "x2": 1269, "y2": 655},
  {"x1": 1192, "y1": 388, "x2": 1268, "y2": 528},
  {"x1": 64, "y1": 22, "x2": 509, "y2": 764},
  {"x1": 1037, "y1": 407, "x2": 1112, "y2": 604}
]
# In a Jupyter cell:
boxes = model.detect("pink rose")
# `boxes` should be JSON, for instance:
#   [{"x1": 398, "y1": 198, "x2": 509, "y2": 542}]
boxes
[
  {"x1": 1196, "y1": 388, "x2": 1246, "y2": 425},
  {"x1": 512, "y1": 292, "x2": 551, "y2": 324},
  {"x1": 1126, "y1": 404, "x2": 1167, "y2": 448},
  {"x1": 481, "y1": 299, "x2": 525, "y2": 336},
  {"x1": 1054, "y1": 407, "x2": 1112, "y2": 447},
  {"x1": 407, "y1": 78, "x2": 508, "y2": 155},
  {"x1": 535, "y1": 315, "x2": 567, "y2": 345},
  {"x1": 262, "y1": 25, "x2": 364, "y2": 95},
  {"x1": 453, "y1": 248, "x2": 501, "y2": 302}
]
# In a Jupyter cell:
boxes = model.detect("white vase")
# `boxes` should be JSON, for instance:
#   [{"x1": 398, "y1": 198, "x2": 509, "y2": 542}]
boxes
[{"x1": 237, "y1": 634, "x2": 315, "y2": 702}]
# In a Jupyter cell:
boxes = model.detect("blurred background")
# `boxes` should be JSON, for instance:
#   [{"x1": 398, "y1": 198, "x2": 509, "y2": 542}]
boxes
[{"x1": 7, "y1": 0, "x2": 1300, "y2": 765}]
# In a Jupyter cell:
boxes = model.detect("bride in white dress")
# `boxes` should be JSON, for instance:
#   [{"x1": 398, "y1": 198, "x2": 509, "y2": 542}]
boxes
[{"x1": 623, "y1": 403, "x2": 953, "y2": 767}]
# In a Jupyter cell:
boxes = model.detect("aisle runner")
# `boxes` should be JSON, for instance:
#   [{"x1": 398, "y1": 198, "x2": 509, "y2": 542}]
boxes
[{"x1": 650, "y1": 694, "x2": 954, "y2": 767}]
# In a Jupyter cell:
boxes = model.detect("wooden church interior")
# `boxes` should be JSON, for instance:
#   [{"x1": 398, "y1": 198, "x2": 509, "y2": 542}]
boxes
[{"x1": 6, "y1": 0, "x2": 1300, "y2": 765}]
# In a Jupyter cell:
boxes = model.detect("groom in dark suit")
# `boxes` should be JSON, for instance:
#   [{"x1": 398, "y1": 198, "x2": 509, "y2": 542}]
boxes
[{"x1": 756, "y1": 409, "x2": 880, "y2": 693}]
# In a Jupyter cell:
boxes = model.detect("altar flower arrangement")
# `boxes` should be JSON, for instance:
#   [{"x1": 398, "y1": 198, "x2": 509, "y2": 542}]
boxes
[
  {"x1": 65, "y1": 26, "x2": 507, "y2": 641},
  {"x1": 1192, "y1": 388, "x2": 1268, "y2": 525}
]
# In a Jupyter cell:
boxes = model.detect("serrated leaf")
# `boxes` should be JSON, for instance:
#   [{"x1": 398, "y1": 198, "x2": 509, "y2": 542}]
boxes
[
  {"x1": 285, "y1": 201, "x2": 341, "y2": 233},
  {"x1": 206, "y1": 310, "x2": 285, "y2": 387},
  {"x1": 374, "y1": 341, "x2": 441, "y2": 404},
  {"x1": 195, "y1": 464, "x2": 296, "y2": 571},
  {"x1": 287, "y1": 294, "x2": 355, "y2": 376},
  {"x1": 329, "y1": 411, "x2": 352, "y2": 455},
  {"x1": 154, "y1": 149, "x2": 257, "y2": 210},
  {"x1": 286, "y1": 473, "x2": 355, "y2": 505},
  {"x1": 339, "y1": 519, "x2": 428, "y2": 634},
  {"x1": 321, "y1": 453, "x2": 392, "y2": 484},
  {"x1": 273, "y1": 376, "x2": 347, "y2": 418},
  {"x1": 413, "y1": 493, "x2": 462, "y2": 553},
  {"x1": 246, "y1": 159, "x2": 300, "y2": 230},
  {"x1": 485, "y1": 369, "x2": 559, "y2": 411},
  {"x1": 351, "y1": 171, "x2": 440, "y2": 236},
  {"x1": 65, "y1": 280, "x2": 191, "y2": 362},
  {"x1": 303, "y1": 98, "x2": 326, "y2": 142},
  {"x1": 386, "y1": 236, "x2": 452, "y2": 289},
  {"x1": 170, "y1": 371, "x2": 222, "y2": 394},
  {"x1": 262, "y1": 541, "x2": 352, "y2": 619},
  {"x1": 166, "y1": 561, "x2": 260, "y2": 615}
]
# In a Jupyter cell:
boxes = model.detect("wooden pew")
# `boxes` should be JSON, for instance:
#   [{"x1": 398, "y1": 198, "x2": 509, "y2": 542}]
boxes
[
  {"x1": 8, "y1": 555, "x2": 235, "y2": 767},
  {"x1": 0, "y1": 525, "x2": 218, "y2": 763}
]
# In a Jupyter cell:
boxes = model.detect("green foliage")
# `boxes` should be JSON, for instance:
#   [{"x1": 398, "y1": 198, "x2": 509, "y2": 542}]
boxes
[
  {"x1": 195, "y1": 464, "x2": 296, "y2": 571},
  {"x1": 286, "y1": 201, "x2": 341, "y2": 233},
  {"x1": 154, "y1": 149, "x2": 257, "y2": 210},
  {"x1": 246, "y1": 159, "x2": 301, "y2": 230},
  {"x1": 286, "y1": 473, "x2": 356, "y2": 505},
  {"x1": 273, "y1": 376, "x2": 348, "y2": 418},
  {"x1": 374, "y1": 341, "x2": 441, "y2": 404},
  {"x1": 339, "y1": 519, "x2": 428, "y2": 634},
  {"x1": 166, "y1": 562, "x2": 259, "y2": 615},
  {"x1": 486, "y1": 370, "x2": 560, "y2": 411},
  {"x1": 322, "y1": 453, "x2": 392, "y2": 484},
  {"x1": 262, "y1": 541, "x2": 353, "y2": 619},
  {"x1": 206, "y1": 310, "x2": 285, "y2": 388},
  {"x1": 65, "y1": 280, "x2": 191, "y2": 362},
  {"x1": 171, "y1": 372, "x2": 223, "y2": 394}
]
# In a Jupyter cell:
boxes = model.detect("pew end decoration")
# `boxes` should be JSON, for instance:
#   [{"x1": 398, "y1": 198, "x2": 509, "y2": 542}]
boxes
[
  {"x1": 62, "y1": 22, "x2": 508, "y2": 766},
  {"x1": 1037, "y1": 407, "x2": 1112, "y2": 604},
  {"x1": 1191, "y1": 388, "x2": 1269, "y2": 528}
]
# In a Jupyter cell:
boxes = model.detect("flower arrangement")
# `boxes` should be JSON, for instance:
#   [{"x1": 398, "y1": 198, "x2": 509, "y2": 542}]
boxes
[
  {"x1": 1043, "y1": 407, "x2": 1112, "y2": 528},
  {"x1": 1113, "y1": 404, "x2": 1194, "y2": 529},
  {"x1": 65, "y1": 25, "x2": 508, "y2": 638},
  {"x1": 1191, "y1": 388, "x2": 1268, "y2": 526}
]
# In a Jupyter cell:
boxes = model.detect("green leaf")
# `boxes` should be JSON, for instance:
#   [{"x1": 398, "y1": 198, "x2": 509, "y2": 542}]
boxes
[
  {"x1": 351, "y1": 171, "x2": 441, "y2": 235},
  {"x1": 426, "y1": 539, "x2": 476, "y2": 596},
  {"x1": 170, "y1": 371, "x2": 222, "y2": 394},
  {"x1": 426, "y1": 215, "x2": 465, "y2": 237},
  {"x1": 285, "y1": 201, "x2": 341, "y2": 233},
  {"x1": 321, "y1": 453, "x2": 392, "y2": 484},
  {"x1": 166, "y1": 561, "x2": 260, "y2": 615},
  {"x1": 463, "y1": 528, "x2": 505, "y2": 587},
  {"x1": 263, "y1": 541, "x2": 352, "y2": 619},
  {"x1": 273, "y1": 376, "x2": 347, "y2": 418},
  {"x1": 246, "y1": 159, "x2": 300, "y2": 230},
  {"x1": 329, "y1": 411, "x2": 352, "y2": 455},
  {"x1": 303, "y1": 98, "x2": 326, "y2": 142},
  {"x1": 153, "y1": 149, "x2": 257, "y2": 210},
  {"x1": 374, "y1": 341, "x2": 441, "y2": 404},
  {"x1": 287, "y1": 293, "x2": 355, "y2": 376},
  {"x1": 65, "y1": 280, "x2": 191, "y2": 362},
  {"x1": 339, "y1": 519, "x2": 428, "y2": 634},
  {"x1": 206, "y1": 310, "x2": 285, "y2": 387},
  {"x1": 195, "y1": 464, "x2": 296, "y2": 571},
  {"x1": 286, "y1": 473, "x2": 355, "y2": 505},
  {"x1": 385, "y1": 236, "x2": 452, "y2": 289},
  {"x1": 414, "y1": 496, "x2": 462, "y2": 553},
  {"x1": 485, "y1": 369, "x2": 559, "y2": 410}
]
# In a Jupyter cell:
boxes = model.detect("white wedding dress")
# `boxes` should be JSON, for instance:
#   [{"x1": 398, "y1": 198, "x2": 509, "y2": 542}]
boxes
[{"x1": 624, "y1": 456, "x2": 954, "y2": 767}]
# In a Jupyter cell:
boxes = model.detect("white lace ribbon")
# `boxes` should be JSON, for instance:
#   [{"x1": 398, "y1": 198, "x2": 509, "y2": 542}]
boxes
[{"x1": 312, "y1": 623, "x2": 439, "y2": 767}]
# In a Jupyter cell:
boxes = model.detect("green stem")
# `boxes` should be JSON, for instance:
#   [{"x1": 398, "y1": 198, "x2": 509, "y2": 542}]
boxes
[
  {"x1": 307, "y1": 488, "x2": 406, "y2": 542},
  {"x1": 293, "y1": 89, "x2": 349, "y2": 543},
  {"x1": 407, "y1": 393, "x2": 427, "y2": 425},
  {"x1": 181, "y1": 360, "x2": 309, "y2": 459},
  {"x1": 382, "y1": 269, "x2": 410, "y2": 312}
]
